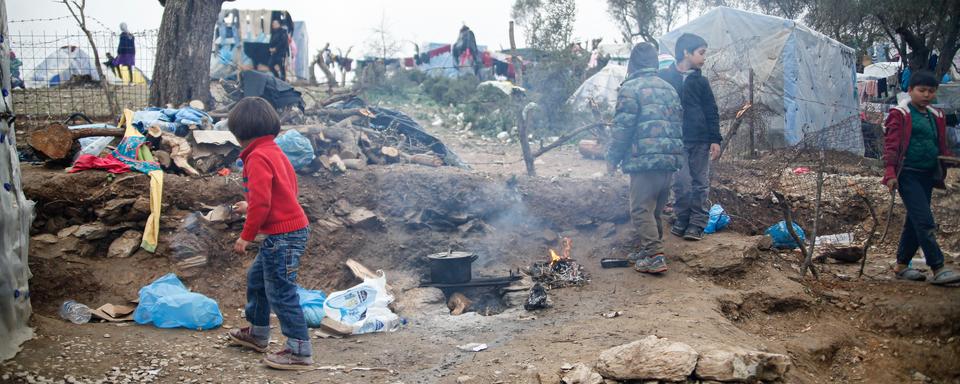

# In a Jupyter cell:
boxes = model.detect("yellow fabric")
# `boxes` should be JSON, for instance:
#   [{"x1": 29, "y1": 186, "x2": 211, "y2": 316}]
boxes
[
  {"x1": 118, "y1": 109, "x2": 164, "y2": 253},
  {"x1": 116, "y1": 66, "x2": 147, "y2": 85}
]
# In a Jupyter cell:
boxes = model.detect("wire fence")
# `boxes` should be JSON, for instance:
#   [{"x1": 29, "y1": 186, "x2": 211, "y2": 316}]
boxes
[{"x1": 10, "y1": 29, "x2": 158, "y2": 118}]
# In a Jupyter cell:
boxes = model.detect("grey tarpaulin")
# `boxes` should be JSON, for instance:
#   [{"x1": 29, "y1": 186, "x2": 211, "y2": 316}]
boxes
[
  {"x1": 0, "y1": 0, "x2": 36, "y2": 361},
  {"x1": 659, "y1": 7, "x2": 862, "y2": 155}
]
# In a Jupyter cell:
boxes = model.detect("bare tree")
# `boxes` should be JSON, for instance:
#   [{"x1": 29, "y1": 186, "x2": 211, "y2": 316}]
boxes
[
  {"x1": 366, "y1": 14, "x2": 401, "y2": 59},
  {"x1": 60, "y1": 0, "x2": 120, "y2": 116}
]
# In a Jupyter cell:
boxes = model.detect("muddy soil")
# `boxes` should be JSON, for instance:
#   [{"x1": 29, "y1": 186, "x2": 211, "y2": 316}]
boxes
[{"x1": 5, "y1": 108, "x2": 960, "y2": 384}]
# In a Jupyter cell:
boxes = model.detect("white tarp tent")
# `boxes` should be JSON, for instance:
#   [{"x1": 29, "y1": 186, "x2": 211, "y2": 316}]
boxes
[
  {"x1": 1, "y1": 0, "x2": 36, "y2": 361},
  {"x1": 30, "y1": 46, "x2": 100, "y2": 87},
  {"x1": 863, "y1": 62, "x2": 901, "y2": 79},
  {"x1": 660, "y1": 7, "x2": 862, "y2": 154},
  {"x1": 567, "y1": 64, "x2": 628, "y2": 113}
]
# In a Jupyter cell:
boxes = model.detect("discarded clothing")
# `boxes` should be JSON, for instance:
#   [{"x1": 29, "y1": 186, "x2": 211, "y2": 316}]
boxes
[
  {"x1": 112, "y1": 135, "x2": 161, "y2": 174},
  {"x1": 69, "y1": 154, "x2": 131, "y2": 174},
  {"x1": 132, "y1": 107, "x2": 210, "y2": 137},
  {"x1": 118, "y1": 109, "x2": 165, "y2": 253}
]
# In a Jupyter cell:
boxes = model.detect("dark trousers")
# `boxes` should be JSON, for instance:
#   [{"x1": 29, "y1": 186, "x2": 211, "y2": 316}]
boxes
[
  {"x1": 896, "y1": 169, "x2": 944, "y2": 270},
  {"x1": 673, "y1": 143, "x2": 711, "y2": 230},
  {"x1": 245, "y1": 227, "x2": 311, "y2": 355},
  {"x1": 270, "y1": 54, "x2": 287, "y2": 81}
]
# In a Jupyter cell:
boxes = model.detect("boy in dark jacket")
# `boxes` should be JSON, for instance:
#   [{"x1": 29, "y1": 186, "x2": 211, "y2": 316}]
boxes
[
  {"x1": 659, "y1": 33, "x2": 721, "y2": 241},
  {"x1": 882, "y1": 71, "x2": 959, "y2": 286},
  {"x1": 607, "y1": 42, "x2": 684, "y2": 274},
  {"x1": 227, "y1": 97, "x2": 315, "y2": 369}
]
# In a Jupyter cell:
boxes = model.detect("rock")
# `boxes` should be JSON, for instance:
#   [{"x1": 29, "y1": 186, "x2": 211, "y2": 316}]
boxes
[
  {"x1": 57, "y1": 225, "x2": 80, "y2": 239},
  {"x1": 695, "y1": 346, "x2": 791, "y2": 382},
  {"x1": 912, "y1": 372, "x2": 930, "y2": 382},
  {"x1": 678, "y1": 242, "x2": 759, "y2": 275},
  {"x1": 74, "y1": 222, "x2": 109, "y2": 240},
  {"x1": 595, "y1": 335, "x2": 698, "y2": 381},
  {"x1": 32, "y1": 234, "x2": 58, "y2": 244},
  {"x1": 561, "y1": 363, "x2": 604, "y2": 384},
  {"x1": 497, "y1": 131, "x2": 510, "y2": 141},
  {"x1": 343, "y1": 207, "x2": 383, "y2": 230},
  {"x1": 756, "y1": 235, "x2": 774, "y2": 251},
  {"x1": 108, "y1": 231, "x2": 142, "y2": 258},
  {"x1": 456, "y1": 375, "x2": 473, "y2": 383},
  {"x1": 538, "y1": 372, "x2": 562, "y2": 384}
]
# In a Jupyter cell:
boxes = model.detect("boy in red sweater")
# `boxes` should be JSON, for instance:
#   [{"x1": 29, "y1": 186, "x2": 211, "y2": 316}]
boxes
[{"x1": 226, "y1": 97, "x2": 314, "y2": 369}]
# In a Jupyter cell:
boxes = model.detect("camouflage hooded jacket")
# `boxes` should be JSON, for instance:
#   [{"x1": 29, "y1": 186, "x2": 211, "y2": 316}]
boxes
[{"x1": 606, "y1": 68, "x2": 684, "y2": 173}]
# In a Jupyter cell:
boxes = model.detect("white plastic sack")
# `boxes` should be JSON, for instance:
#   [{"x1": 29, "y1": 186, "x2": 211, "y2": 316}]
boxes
[{"x1": 322, "y1": 272, "x2": 401, "y2": 334}]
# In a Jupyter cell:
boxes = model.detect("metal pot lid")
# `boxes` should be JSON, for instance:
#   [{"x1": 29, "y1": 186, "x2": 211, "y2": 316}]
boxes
[{"x1": 427, "y1": 251, "x2": 475, "y2": 260}]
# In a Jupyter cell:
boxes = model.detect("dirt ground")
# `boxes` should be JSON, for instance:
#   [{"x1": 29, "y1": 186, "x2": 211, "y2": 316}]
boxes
[{"x1": 4, "y1": 107, "x2": 960, "y2": 384}]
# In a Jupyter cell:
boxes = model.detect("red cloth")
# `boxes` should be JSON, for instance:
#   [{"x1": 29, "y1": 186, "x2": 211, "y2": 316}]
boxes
[
  {"x1": 882, "y1": 103, "x2": 953, "y2": 189},
  {"x1": 239, "y1": 136, "x2": 310, "y2": 241},
  {"x1": 69, "y1": 154, "x2": 131, "y2": 174},
  {"x1": 403, "y1": 57, "x2": 415, "y2": 67},
  {"x1": 481, "y1": 51, "x2": 492, "y2": 67},
  {"x1": 427, "y1": 44, "x2": 451, "y2": 58}
]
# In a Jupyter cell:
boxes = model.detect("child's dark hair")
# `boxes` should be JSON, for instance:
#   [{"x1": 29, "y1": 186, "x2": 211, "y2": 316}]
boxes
[
  {"x1": 227, "y1": 97, "x2": 281, "y2": 141},
  {"x1": 675, "y1": 33, "x2": 707, "y2": 61},
  {"x1": 909, "y1": 70, "x2": 939, "y2": 89}
]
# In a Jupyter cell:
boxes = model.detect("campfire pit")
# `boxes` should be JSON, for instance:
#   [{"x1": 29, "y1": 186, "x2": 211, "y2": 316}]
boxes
[{"x1": 529, "y1": 237, "x2": 589, "y2": 288}]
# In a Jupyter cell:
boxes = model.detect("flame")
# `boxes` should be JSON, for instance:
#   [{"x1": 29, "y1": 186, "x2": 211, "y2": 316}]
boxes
[{"x1": 549, "y1": 249, "x2": 561, "y2": 265}]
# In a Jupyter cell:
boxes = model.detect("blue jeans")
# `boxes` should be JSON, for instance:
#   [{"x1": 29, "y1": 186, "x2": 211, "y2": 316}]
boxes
[
  {"x1": 245, "y1": 227, "x2": 311, "y2": 356},
  {"x1": 896, "y1": 170, "x2": 944, "y2": 270}
]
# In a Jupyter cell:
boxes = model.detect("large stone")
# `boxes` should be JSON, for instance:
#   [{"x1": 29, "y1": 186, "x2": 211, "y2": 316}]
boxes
[
  {"x1": 596, "y1": 335, "x2": 698, "y2": 381},
  {"x1": 74, "y1": 222, "x2": 109, "y2": 240},
  {"x1": 561, "y1": 363, "x2": 604, "y2": 384},
  {"x1": 107, "y1": 231, "x2": 142, "y2": 258},
  {"x1": 695, "y1": 347, "x2": 791, "y2": 382}
]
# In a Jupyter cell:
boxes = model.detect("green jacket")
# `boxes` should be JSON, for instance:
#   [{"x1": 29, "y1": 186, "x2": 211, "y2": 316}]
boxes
[{"x1": 607, "y1": 68, "x2": 684, "y2": 173}]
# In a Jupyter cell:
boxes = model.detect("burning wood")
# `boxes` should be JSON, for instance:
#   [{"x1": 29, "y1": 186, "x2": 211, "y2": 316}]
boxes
[{"x1": 531, "y1": 237, "x2": 588, "y2": 288}]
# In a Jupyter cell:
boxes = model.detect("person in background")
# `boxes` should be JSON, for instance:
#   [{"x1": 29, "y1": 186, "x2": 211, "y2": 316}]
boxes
[
  {"x1": 9, "y1": 51, "x2": 24, "y2": 89},
  {"x1": 882, "y1": 70, "x2": 959, "y2": 286},
  {"x1": 268, "y1": 19, "x2": 289, "y2": 81},
  {"x1": 226, "y1": 97, "x2": 314, "y2": 369},
  {"x1": 607, "y1": 42, "x2": 684, "y2": 274},
  {"x1": 659, "y1": 33, "x2": 721, "y2": 241},
  {"x1": 114, "y1": 23, "x2": 135, "y2": 83}
]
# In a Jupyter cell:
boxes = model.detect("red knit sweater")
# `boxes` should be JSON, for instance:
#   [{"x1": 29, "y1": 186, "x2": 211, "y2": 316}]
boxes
[{"x1": 239, "y1": 136, "x2": 309, "y2": 241}]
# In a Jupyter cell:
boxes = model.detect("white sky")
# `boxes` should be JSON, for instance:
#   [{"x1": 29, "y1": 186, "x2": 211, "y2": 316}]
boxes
[{"x1": 7, "y1": 0, "x2": 650, "y2": 57}]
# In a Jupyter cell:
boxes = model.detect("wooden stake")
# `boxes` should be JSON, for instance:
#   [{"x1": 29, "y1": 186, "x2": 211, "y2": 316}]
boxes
[
  {"x1": 801, "y1": 151, "x2": 824, "y2": 279},
  {"x1": 773, "y1": 191, "x2": 819, "y2": 279}
]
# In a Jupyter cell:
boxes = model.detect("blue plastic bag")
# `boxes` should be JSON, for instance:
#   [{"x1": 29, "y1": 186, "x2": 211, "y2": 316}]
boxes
[
  {"x1": 703, "y1": 204, "x2": 730, "y2": 234},
  {"x1": 133, "y1": 273, "x2": 223, "y2": 330},
  {"x1": 765, "y1": 220, "x2": 806, "y2": 249},
  {"x1": 274, "y1": 130, "x2": 315, "y2": 170},
  {"x1": 298, "y1": 286, "x2": 327, "y2": 328}
]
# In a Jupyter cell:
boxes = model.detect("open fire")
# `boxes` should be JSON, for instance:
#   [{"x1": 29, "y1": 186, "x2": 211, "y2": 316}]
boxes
[{"x1": 532, "y1": 237, "x2": 588, "y2": 288}]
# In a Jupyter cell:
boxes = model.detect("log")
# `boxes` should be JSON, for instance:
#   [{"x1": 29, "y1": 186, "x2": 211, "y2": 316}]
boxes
[
  {"x1": 362, "y1": 146, "x2": 386, "y2": 165},
  {"x1": 531, "y1": 123, "x2": 602, "y2": 158},
  {"x1": 328, "y1": 154, "x2": 347, "y2": 173},
  {"x1": 28, "y1": 124, "x2": 124, "y2": 160},
  {"x1": 342, "y1": 158, "x2": 367, "y2": 170},
  {"x1": 323, "y1": 125, "x2": 362, "y2": 160},
  {"x1": 405, "y1": 153, "x2": 442, "y2": 167},
  {"x1": 381, "y1": 147, "x2": 400, "y2": 163}
]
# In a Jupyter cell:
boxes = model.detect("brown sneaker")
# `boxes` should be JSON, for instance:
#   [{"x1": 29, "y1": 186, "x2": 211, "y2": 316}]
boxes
[
  {"x1": 264, "y1": 348, "x2": 314, "y2": 370},
  {"x1": 228, "y1": 327, "x2": 268, "y2": 353}
]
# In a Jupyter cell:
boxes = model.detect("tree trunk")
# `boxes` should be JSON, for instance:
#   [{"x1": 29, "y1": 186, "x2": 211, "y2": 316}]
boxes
[
  {"x1": 150, "y1": 0, "x2": 226, "y2": 107},
  {"x1": 935, "y1": 3, "x2": 960, "y2": 78}
]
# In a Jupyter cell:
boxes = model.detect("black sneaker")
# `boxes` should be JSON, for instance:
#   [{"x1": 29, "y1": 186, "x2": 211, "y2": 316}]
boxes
[
  {"x1": 670, "y1": 224, "x2": 686, "y2": 237},
  {"x1": 683, "y1": 226, "x2": 704, "y2": 241}
]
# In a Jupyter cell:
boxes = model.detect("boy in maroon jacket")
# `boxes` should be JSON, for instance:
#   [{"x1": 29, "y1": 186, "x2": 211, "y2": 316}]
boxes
[
  {"x1": 226, "y1": 97, "x2": 315, "y2": 369},
  {"x1": 882, "y1": 71, "x2": 959, "y2": 286}
]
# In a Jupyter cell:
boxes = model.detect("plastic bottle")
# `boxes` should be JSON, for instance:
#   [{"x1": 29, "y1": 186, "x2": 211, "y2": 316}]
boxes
[
  {"x1": 59, "y1": 300, "x2": 92, "y2": 324},
  {"x1": 353, "y1": 314, "x2": 407, "y2": 335}
]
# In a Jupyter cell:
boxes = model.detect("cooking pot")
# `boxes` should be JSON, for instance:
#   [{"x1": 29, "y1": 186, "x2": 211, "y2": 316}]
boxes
[{"x1": 427, "y1": 251, "x2": 478, "y2": 284}]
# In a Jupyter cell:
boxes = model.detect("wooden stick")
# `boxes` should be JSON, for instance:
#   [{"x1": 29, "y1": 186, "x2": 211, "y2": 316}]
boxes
[
  {"x1": 519, "y1": 104, "x2": 536, "y2": 176},
  {"x1": 531, "y1": 123, "x2": 602, "y2": 158},
  {"x1": 801, "y1": 151, "x2": 825, "y2": 279},
  {"x1": 879, "y1": 189, "x2": 897, "y2": 244},
  {"x1": 773, "y1": 191, "x2": 819, "y2": 279},
  {"x1": 857, "y1": 192, "x2": 880, "y2": 278}
]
